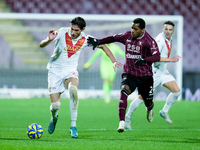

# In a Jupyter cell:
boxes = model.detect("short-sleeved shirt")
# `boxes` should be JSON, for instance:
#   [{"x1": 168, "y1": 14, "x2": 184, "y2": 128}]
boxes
[
  {"x1": 153, "y1": 32, "x2": 173, "y2": 73},
  {"x1": 112, "y1": 31, "x2": 160, "y2": 77},
  {"x1": 47, "y1": 27, "x2": 90, "y2": 72}
]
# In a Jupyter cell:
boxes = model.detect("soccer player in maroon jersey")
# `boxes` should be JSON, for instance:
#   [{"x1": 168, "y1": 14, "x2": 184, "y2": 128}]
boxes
[{"x1": 87, "y1": 18, "x2": 161, "y2": 133}]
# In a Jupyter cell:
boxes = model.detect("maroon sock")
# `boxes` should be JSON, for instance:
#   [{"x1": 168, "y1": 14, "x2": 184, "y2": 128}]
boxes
[{"x1": 118, "y1": 91, "x2": 128, "y2": 121}]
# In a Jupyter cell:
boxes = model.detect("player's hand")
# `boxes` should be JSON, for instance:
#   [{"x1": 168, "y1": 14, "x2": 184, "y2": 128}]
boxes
[
  {"x1": 135, "y1": 58, "x2": 146, "y2": 66},
  {"x1": 171, "y1": 55, "x2": 181, "y2": 62},
  {"x1": 48, "y1": 29, "x2": 57, "y2": 41},
  {"x1": 87, "y1": 36, "x2": 99, "y2": 50},
  {"x1": 113, "y1": 61, "x2": 123, "y2": 72},
  {"x1": 83, "y1": 62, "x2": 91, "y2": 70}
]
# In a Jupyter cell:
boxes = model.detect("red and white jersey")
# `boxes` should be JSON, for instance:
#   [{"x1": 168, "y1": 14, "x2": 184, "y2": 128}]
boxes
[
  {"x1": 47, "y1": 27, "x2": 90, "y2": 72},
  {"x1": 153, "y1": 32, "x2": 173, "y2": 72}
]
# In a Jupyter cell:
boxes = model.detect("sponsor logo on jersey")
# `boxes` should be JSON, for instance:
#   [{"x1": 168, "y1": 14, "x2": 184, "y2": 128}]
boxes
[
  {"x1": 65, "y1": 33, "x2": 86, "y2": 58},
  {"x1": 126, "y1": 53, "x2": 141, "y2": 59}
]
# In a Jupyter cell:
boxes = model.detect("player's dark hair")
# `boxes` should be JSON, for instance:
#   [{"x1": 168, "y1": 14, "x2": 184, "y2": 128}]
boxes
[
  {"x1": 133, "y1": 18, "x2": 146, "y2": 29},
  {"x1": 70, "y1": 17, "x2": 86, "y2": 29},
  {"x1": 164, "y1": 21, "x2": 175, "y2": 27}
]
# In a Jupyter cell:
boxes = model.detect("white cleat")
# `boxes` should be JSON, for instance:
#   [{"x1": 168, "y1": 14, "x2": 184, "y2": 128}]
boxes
[
  {"x1": 147, "y1": 109, "x2": 154, "y2": 122},
  {"x1": 159, "y1": 110, "x2": 173, "y2": 124},
  {"x1": 125, "y1": 116, "x2": 132, "y2": 130},
  {"x1": 117, "y1": 121, "x2": 125, "y2": 133}
]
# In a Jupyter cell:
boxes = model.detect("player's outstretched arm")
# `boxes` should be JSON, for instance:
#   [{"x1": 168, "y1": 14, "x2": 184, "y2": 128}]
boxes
[
  {"x1": 40, "y1": 29, "x2": 58, "y2": 48},
  {"x1": 160, "y1": 55, "x2": 181, "y2": 62},
  {"x1": 99, "y1": 45, "x2": 122, "y2": 71}
]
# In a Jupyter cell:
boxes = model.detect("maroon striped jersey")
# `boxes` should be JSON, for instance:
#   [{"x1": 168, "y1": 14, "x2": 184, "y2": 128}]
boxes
[{"x1": 98, "y1": 31, "x2": 160, "y2": 77}]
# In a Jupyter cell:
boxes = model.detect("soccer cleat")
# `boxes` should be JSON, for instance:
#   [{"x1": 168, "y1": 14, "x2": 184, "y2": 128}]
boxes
[
  {"x1": 159, "y1": 110, "x2": 173, "y2": 124},
  {"x1": 117, "y1": 121, "x2": 125, "y2": 133},
  {"x1": 146, "y1": 109, "x2": 154, "y2": 122},
  {"x1": 48, "y1": 118, "x2": 57, "y2": 134},
  {"x1": 70, "y1": 127, "x2": 78, "y2": 138},
  {"x1": 125, "y1": 116, "x2": 132, "y2": 130}
]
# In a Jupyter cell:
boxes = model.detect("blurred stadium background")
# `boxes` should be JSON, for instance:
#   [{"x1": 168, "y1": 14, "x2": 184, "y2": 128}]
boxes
[{"x1": 0, "y1": 0, "x2": 199, "y2": 100}]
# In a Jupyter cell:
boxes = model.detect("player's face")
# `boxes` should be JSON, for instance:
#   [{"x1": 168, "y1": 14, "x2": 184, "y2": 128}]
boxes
[
  {"x1": 70, "y1": 25, "x2": 84, "y2": 39},
  {"x1": 163, "y1": 24, "x2": 174, "y2": 40},
  {"x1": 131, "y1": 23, "x2": 144, "y2": 39}
]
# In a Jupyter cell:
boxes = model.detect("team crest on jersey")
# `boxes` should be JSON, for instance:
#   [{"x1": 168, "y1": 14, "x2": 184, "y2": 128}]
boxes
[
  {"x1": 138, "y1": 41, "x2": 142, "y2": 46},
  {"x1": 67, "y1": 38, "x2": 71, "y2": 41},
  {"x1": 79, "y1": 39, "x2": 85, "y2": 45}
]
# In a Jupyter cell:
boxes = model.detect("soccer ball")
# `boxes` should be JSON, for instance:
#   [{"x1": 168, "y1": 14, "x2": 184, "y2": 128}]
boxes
[{"x1": 27, "y1": 123, "x2": 43, "y2": 139}]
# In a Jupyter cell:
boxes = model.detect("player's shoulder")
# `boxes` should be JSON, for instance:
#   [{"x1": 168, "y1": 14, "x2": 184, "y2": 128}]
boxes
[
  {"x1": 155, "y1": 32, "x2": 164, "y2": 43},
  {"x1": 56, "y1": 27, "x2": 69, "y2": 34},
  {"x1": 143, "y1": 31, "x2": 156, "y2": 44}
]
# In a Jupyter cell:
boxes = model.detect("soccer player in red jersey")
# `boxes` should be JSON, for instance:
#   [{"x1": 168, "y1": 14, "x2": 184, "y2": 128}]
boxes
[{"x1": 87, "y1": 18, "x2": 161, "y2": 132}]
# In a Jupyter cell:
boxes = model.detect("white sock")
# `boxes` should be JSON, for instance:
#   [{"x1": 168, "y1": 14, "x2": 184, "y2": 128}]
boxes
[
  {"x1": 69, "y1": 84, "x2": 79, "y2": 127},
  {"x1": 50, "y1": 102, "x2": 61, "y2": 122},
  {"x1": 126, "y1": 96, "x2": 143, "y2": 119},
  {"x1": 162, "y1": 91, "x2": 181, "y2": 113}
]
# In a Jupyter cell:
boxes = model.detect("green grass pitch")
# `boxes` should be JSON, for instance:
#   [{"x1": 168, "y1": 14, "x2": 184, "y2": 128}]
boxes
[{"x1": 0, "y1": 98, "x2": 199, "y2": 150}]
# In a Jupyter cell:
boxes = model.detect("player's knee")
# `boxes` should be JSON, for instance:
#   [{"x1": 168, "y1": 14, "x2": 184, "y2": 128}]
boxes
[
  {"x1": 69, "y1": 84, "x2": 78, "y2": 101},
  {"x1": 121, "y1": 85, "x2": 130, "y2": 95}
]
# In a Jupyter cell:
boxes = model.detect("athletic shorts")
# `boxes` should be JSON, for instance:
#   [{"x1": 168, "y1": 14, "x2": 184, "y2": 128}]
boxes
[
  {"x1": 153, "y1": 69, "x2": 175, "y2": 88},
  {"x1": 48, "y1": 69, "x2": 78, "y2": 94},
  {"x1": 121, "y1": 73, "x2": 153, "y2": 101}
]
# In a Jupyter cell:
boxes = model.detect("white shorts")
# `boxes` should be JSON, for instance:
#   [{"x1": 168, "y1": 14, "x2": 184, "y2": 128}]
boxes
[
  {"x1": 153, "y1": 69, "x2": 175, "y2": 89},
  {"x1": 48, "y1": 69, "x2": 79, "y2": 94}
]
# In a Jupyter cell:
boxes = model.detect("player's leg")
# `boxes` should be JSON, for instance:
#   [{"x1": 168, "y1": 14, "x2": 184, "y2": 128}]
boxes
[
  {"x1": 139, "y1": 76, "x2": 154, "y2": 122},
  {"x1": 64, "y1": 77, "x2": 79, "y2": 138},
  {"x1": 48, "y1": 93, "x2": 61, "y2": 134},
  {"x1": 118, "y1": 74, "x2": 135, "y2": 133},
  {"x1": 125, "y1": 95, "x2": 143, "y2": 130},
  {"x1": 47, "y1": 71, "x2": 64, "y2": 134},
  {"x1": 160, "y1": 80, "x2": 181, "y2": 124}
]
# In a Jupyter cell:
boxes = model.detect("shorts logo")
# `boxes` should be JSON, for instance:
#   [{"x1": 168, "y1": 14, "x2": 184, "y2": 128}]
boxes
[
  {"x1": 49, "y1": 87, "x2": 56, "y2": 92},
  {"x1": 71, "y1": 71, "x2": 78, "y2": 77},
  {"x1": 49, "y1": 87, "x2": 51, "y2": 92}
]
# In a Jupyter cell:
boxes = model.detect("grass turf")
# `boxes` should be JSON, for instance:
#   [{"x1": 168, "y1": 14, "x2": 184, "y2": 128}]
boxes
[{"x1": 0, "y1": 98, "x2": 199, "y2": 150}]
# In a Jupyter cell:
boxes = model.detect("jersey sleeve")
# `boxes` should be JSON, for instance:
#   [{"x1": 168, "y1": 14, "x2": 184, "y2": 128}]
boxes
[
  {"x1": 98, "y1": 32, "x2": 127, "y2": 45},
  {"x1": 113, "y1": 32, "x2": 127, "y2": 44},
  {"x1": 145, "y1": 39, "x2": 160, "y2": 62}
]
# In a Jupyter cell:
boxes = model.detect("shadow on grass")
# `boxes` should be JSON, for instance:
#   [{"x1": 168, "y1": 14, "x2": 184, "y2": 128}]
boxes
[{"x1": 79, "y1": 135, "x2": 200, "y2": 144}]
